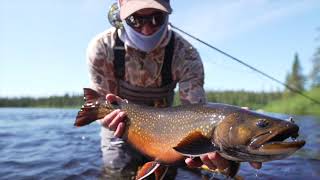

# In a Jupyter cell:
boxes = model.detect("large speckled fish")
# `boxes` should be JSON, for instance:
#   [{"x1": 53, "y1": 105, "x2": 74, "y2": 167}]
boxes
[{"x1": 74, "y1": 88, "x2": 305, "y2": 179}]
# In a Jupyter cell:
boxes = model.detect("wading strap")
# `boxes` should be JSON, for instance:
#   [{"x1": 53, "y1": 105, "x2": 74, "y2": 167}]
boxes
[
  {"x1": 114, "y1": 31, "x2": 125, "y2": 79},
  {"x1": 161, "y1": 32, "x2": 175, "y2": 86}
]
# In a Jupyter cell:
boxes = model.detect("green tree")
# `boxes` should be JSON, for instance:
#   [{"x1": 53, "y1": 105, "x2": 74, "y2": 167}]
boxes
[
  {"x1": 285, "y1": 53, "x2": 305, "y2": 94},
  {"x1": 310, "y1": 29, "x2": 320, "y2": 88},
  {"x1": 310, "y1": 47, "x2": 320, "y2": 87}
]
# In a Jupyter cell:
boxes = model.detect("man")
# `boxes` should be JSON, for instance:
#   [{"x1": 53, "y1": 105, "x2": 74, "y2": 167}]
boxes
[{"x1": 86, "y1": 0, "x2": 261, "y2": 179}]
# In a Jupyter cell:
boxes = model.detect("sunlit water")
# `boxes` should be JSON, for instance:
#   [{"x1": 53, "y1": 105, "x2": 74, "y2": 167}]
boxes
[{"x1": 0, "y1": 108, "x2": 319, "y2": 180}]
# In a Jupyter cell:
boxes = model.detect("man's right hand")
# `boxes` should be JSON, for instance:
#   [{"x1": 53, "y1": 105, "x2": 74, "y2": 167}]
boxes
[{"x1": 100, "y1": 94, "x2": 127, "y2": 137}]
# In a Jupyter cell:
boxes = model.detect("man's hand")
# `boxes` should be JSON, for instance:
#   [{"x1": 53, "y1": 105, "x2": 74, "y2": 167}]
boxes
[
  {"x1": 100, "y1": 94, "x2": 127, "y2": 137},
  {"x1": 185, "y1": 152, "x2": 262, "y2": 170}
]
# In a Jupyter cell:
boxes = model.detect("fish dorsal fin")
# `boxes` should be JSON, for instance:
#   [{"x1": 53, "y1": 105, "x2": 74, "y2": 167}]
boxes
[
  {"x1": 173, "y1": 131, "x2": 219, "y2": 156},
  {"x1": 136, "y1": 162, "x2": 168, "y2": 180}
]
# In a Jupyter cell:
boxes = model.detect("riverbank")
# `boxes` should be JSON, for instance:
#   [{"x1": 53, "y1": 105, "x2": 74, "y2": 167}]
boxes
[{"x1": 263, "y1": 87, "x2": 320, "y2": 116}]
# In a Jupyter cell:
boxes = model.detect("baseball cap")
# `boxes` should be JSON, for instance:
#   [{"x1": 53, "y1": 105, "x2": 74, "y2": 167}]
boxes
[{"x1": 119, "y1": 0, "x2": 172, "y2": 20}]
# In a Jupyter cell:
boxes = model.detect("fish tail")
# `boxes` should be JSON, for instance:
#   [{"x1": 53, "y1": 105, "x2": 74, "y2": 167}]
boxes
[{"x1": 74, "y1": 88, "x2": 110, "y2": 127}]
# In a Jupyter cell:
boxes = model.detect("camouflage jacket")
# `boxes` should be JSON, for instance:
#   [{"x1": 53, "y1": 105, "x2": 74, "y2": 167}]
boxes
[{"x1": 86, "y1": 27, "x2": 206, "y2": 105}]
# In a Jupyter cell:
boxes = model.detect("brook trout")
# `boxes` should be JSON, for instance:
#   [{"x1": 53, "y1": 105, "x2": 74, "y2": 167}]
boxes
[{"x1": 75, "y1": 88, "x2": 305, "y2": 179}]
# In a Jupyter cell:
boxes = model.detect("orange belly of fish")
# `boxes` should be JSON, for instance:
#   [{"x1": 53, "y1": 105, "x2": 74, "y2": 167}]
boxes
[{"x1": 127, "y1": 128, "x2": 184, "y2": 164}]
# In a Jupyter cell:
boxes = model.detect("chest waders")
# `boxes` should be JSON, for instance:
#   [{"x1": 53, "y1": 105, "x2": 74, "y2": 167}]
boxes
[{"x1": 113, "y1": 32, "x2": 176, "y2": 107}]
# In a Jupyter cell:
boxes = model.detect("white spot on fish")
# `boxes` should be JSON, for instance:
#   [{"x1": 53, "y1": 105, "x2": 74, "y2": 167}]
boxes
[{"x1": 158, "y1": 114, "x2": 164, "y2": 119}]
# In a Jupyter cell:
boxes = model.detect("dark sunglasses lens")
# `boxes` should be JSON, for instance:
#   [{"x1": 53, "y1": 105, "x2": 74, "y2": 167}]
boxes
[
  {"x1": 126, "y1": 13, "x2": 166, "y2": 29},
  {"x1": 126, "y1": 16, "x2": 142, "y2": 28},
  {"x1": 152, "y1": 14, "x2": 166, "y2": 26}
]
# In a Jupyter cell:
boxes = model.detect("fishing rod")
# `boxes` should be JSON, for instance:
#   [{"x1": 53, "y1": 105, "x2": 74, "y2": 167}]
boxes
[{"x1": 170, "y1": 23, "x2": 320, "y2": 105}]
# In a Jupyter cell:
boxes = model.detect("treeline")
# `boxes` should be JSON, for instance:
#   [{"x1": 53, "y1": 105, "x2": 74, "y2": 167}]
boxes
[
  {"x1": 0, "y1": 91, "x2": 282, "y2": 109},
  {"x1": 206, "y1": 91, "x2": 282, "y2": 109},
  {"x1": 284, "y1": 30, "x2": 320, "y2": 94},
  {"x1": 264, "y1": 87, "x2": 320, "y2": 116},
  {"x1": 173, "y1": 90, "x2": 282, "y2": 109},
  {"x1": 0, "y1": 94, "x2": 83, "y2": 108}
]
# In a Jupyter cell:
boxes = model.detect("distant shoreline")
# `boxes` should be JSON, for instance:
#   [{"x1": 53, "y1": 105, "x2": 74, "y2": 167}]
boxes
[{"x1": 1, "y1": 88, "x2": 319, "y2": 116}]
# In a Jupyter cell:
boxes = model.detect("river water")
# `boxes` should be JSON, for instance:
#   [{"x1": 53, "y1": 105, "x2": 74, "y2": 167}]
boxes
[{"x1": 0, "y1": 108, "x2": 319, "y2": 180}]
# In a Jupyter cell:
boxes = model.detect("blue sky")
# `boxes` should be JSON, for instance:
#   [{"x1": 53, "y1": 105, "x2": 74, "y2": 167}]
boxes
[{"x1": 1, "y1": 0, "x2": 320, "y2": 97}]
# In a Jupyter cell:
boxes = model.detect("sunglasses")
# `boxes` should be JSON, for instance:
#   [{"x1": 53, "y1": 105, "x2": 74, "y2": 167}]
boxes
[{"x1": 125, "y1": 12, "x2": 167, "y2": 29}]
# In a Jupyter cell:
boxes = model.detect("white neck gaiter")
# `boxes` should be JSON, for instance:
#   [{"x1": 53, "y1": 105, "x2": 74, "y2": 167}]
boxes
[{"x1": 122, "y1": 17, "x2": 169, "y2": 53}]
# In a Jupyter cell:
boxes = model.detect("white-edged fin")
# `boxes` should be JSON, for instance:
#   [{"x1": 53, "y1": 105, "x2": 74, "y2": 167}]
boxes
[{"x1": 137, "y1": 162, "x2": 160, "y2": 180}]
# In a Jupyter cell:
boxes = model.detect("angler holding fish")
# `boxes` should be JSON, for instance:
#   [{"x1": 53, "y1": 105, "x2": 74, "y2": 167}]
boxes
[{"x1": 84, "y1": 0, "x2": 265, "y2": 179}]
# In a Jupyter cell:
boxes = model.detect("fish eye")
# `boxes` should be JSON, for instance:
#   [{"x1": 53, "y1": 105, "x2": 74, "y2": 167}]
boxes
[{"x1": 256, "y1": 119, "x2": 269, "y2": 128}]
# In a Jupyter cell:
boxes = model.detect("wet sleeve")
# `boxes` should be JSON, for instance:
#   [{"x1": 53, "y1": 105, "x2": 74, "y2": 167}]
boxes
[
  {"x1": 86, "y1": 37, "x2": 118, "y2": 95},
  {"x1": 176, "y1": 46, "x2": 207, "y2": 105}
]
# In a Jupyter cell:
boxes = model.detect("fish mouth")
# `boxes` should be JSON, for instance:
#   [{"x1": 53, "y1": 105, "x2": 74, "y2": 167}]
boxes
[{"x1": 248, "y1": 124, "x2": 305, "y2": 155}]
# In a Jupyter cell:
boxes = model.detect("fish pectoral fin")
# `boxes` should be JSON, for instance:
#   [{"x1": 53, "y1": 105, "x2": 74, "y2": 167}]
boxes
[
  {"x1": 173, "y1": 131, "x2": 219, "y2": 156},
  {"x1": 136, "y1": 161, "x2": 168, "y2": 180}
]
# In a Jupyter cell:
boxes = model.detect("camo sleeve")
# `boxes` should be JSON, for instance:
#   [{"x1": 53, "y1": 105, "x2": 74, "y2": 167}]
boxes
[
  {"x1": 172, "y1": 34, "x2": 207, "y2": 105},
  {"x1": 86, "y1": 31, "x2": 117, "y2": 96}
]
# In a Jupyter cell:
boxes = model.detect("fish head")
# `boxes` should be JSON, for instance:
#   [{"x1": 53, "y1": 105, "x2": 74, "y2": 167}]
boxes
[{"x1": 213, "y1": 110, "x2": 305, "y2": 162}]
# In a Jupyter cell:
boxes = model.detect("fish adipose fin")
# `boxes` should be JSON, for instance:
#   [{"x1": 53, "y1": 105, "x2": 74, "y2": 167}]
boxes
[
  {"x1": 173, "y1": 131, "x2": 220, "y2": 156},
  {"x1": 136, "y1": 161, "x2": 168, "y2": 180}
]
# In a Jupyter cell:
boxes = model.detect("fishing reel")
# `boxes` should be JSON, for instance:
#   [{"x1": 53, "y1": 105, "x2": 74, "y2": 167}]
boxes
[{"x1": 107, "y1": 2, "x2": 123, "y2": 29}]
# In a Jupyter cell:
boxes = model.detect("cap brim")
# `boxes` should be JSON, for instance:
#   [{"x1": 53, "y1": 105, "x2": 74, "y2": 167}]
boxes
[{"x1": 120, "y1": 0, "x2": 172, "y2": 20}]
